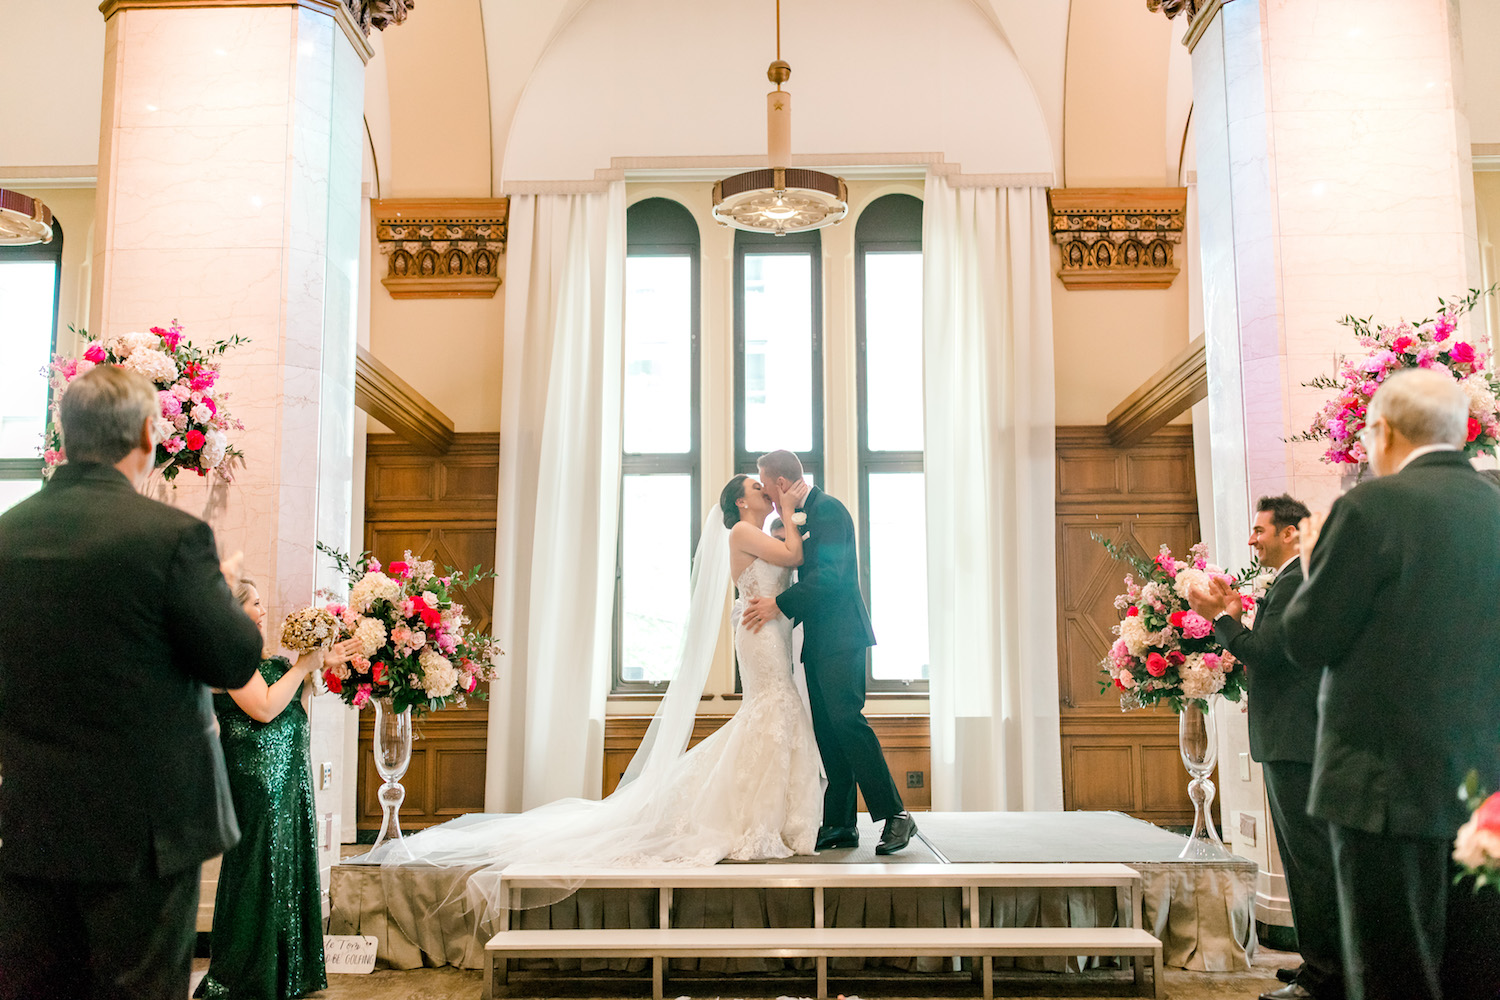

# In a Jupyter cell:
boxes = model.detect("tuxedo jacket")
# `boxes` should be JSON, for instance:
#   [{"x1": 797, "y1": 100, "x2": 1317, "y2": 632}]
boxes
[
  {"x1": 1282, "y1": 450, "x2": 1500, "y2": 839},
  {"x1": 1213, "y1": 557, "x2": 1320, "y2": 765},
  {"x1": 774, "y1": 487, "x2": 876, "y2": 661},
  {"x1": 0, "y1": 462, "x2": 262, "y2": 881}
]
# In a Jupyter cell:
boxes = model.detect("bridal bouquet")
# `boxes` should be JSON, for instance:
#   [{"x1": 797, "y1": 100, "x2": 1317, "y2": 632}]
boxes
[
  {"x1": 1455, "y1": 771, "x2": 1500, "y2": 893},
  {"x1": 1297, "y1": 286, "x2": 1500, "y2": 467},
  {"x1": 313, "y1": 543, "x2": 503, "y2": 715},
  {"x1": 43, "y1": 321, "x2": 247, "y2": 481},
  {"x1": 1095, "y1": 538, "x2": 1251, "y2": 712}
]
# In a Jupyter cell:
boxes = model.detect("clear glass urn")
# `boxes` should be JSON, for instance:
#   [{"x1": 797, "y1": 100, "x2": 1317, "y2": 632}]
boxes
[
  {"x1": 1177, "y1": 696, "x2": 1232, "y2": 861},
  {"x1": 369, "y1": 697, "x2": 413, "y2": 860}
]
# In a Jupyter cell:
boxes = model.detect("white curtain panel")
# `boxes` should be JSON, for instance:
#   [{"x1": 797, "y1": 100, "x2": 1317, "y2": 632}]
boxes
[
  {"x1": 486, "y1": 183, "x2": 627, "y2": 811},
  {"x1": 922, "y1": 176, "x2": 1063, "y2": 811}
]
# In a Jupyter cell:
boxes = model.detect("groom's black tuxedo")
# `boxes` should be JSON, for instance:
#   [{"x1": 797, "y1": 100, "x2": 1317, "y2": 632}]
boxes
[
  {"x1": 1214, "y1": 557, "x2": 1342, "y2": 997},
  {"x1": 775, "y1": 487, "x2": 902, "y2": 826},
  {"x1": 0, "y1": 462, "x2": 263, "y2": 999},
  {"x1": 1282, "y1": 450, "x2": 1500, "y2": 1000}
]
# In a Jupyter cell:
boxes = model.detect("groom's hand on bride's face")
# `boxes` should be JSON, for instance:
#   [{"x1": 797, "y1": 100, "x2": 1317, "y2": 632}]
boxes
[{"x1": 742, "y1": 595, "x2": 784, "y2": 633}]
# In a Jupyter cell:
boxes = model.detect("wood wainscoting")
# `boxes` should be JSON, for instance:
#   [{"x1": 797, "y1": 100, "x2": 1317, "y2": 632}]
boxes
[
  {"x1": 1055, "y1": 426, "x2": 1217, "y2": 827},
  {"x1": 603, "y1": 714, "x2": 933, "y2": 811},
  {"x1": 357, "y1": 433, "x2": 498, "y2": 835}
]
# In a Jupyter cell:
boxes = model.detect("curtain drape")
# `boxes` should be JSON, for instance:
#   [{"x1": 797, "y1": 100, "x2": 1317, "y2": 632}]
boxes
[
  {"x1": 922, "y1": 175, "x2": 1063, "y2": 812},
  {"x1": 486, "y1": 183, "x2": 627, "y2": 811}
]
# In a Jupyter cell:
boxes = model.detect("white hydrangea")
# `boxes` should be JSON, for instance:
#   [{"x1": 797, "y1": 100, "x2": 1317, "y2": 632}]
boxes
[
  {"x1": 350, "y1": 572, "x2": 401, "y2": 614},
  {"x1": 200, "y1": 428, "x2": 227, "y2": 470},
  {"x1": 1118, "y1": 615, "x2": 1149, "y2": 657},
  {"x1": 107, "y1": 331, "x2": 163, "y2": 359},
  {"x1": 352, "y1": 616, "x2": 387, "y2": 657},
  {"x1": 123, "y1": 347, "x2": 179, "y2": 385},
  {"x1": 1459, "y1": 375, "x2": 1497, "y2": 417},
  {"x1": 419, "y1": 648, "x2": 458, "y2": 697},
  {"x1": 1172, "y1": 567, "x2": 1212, "y2": 602},
  {"x1": 1179, "y1": 660, "x2": 1226, "y2": 701}
]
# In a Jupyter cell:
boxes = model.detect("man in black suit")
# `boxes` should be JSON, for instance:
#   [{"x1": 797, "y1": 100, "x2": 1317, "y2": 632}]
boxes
[
  {"x1": 1190, "y1": 494, "x2": 1343, "y2": 1000},
  {"x1": 1281, "y1": 368, "x2": 1500, "y2": 1000},
  {"x1": 742, "y1": 449, "x2": 915, "y2": 854},
  {"x1": 0, "y1": 365, "x2": 263, "y2": 999}
]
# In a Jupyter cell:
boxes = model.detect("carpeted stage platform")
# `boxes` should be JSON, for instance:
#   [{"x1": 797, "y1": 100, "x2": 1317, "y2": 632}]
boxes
[{"x1": 328, "y1": 811, "x2": 1257, "y2": 980}]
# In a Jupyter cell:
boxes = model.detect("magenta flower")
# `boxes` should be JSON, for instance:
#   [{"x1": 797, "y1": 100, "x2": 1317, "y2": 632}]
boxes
[{"x1": 1450, "y1": 342, "x2": 1476, "y2": 364}]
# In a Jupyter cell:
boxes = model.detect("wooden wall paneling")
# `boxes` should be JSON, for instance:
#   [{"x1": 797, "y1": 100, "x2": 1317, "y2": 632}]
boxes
[
  {"x1": 357, "y1": 434, "x2": 499, "y2": 833},
  {"x1": 1055, "y1": 427, "x2": 1218, "y2": 829},
  {"x1": 602, "y1": 715, "x2": 932, "y2": 811}
]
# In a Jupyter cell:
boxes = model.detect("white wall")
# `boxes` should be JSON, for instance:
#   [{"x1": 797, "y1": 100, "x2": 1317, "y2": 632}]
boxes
[{"x1": 501, "y1": 0, "x2": 1054, "y2": 185}]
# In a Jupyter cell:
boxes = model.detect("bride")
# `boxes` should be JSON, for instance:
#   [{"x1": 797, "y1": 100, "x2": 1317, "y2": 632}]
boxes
[{"x1": 390, "y1": 473, "x2": 823, "y2": 921}]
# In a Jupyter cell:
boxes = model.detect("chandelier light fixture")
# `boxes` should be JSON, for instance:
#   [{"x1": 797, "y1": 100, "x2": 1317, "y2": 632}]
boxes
[
  {"x1": 0, "y1": 189, "x2": 55, "y2": 246},
  {"x1": 712, "y1": 0, "x2": 848, "y2": 237}
]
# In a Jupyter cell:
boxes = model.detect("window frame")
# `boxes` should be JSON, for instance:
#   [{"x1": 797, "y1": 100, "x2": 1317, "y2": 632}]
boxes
[
  {"x1": 853, "y1": 195, "x2": 927, "y2": 692},
  {"x1": 612, "y1": 199, "x2": 703, "y2": 695},
  {"x1": 0, "y1": 218, "x2": 64, "y2": 495}
]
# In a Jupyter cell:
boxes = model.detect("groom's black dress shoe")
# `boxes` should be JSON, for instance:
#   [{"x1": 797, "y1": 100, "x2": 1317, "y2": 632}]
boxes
[
  {"x1": 876, "y1": 813, "x2": 916, "y2": 855},
  {"x1": 1277, "y1": 964, "x2": 1304, "y2": 983},
  {"x1": 815, "y1": 825, "x2": 859, "y2": 851}
]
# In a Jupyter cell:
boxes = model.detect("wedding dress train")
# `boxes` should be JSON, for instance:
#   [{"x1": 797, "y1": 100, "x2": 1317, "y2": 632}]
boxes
[{"x1": 389, "y1": 518, "x2": 821, "y2": 928}]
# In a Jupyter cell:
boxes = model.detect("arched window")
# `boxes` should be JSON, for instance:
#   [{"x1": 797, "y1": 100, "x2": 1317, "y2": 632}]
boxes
[
  {"x1": 0, "y1": 218, "x2": 63, "y2": 513},
  {"x1": 614, "y1": 198, "x2": 702, "y2": 691},
  {"x1": 734, "y1": 226, "x2": 823, "y2": 483},
  {"x1": 854, "y1": 194, "x2": 927, "y2": 689}
]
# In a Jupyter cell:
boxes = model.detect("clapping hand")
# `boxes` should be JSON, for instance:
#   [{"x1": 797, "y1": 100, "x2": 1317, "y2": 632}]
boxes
[
  {"x1": 323, "y1": 639, "x2": 360, "y2": 667},
  {"x1": 1187, "y1": 576, "x2": 1241, "y2": 622},
  {"x1": 219, "y1": 551, "x2": 245, "y2": 592}
]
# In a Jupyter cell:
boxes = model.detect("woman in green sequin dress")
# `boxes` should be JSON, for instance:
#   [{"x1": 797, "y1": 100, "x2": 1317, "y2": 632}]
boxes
[{"x1": 196, "y1": 578, "x2": 356, "y2": 1000}]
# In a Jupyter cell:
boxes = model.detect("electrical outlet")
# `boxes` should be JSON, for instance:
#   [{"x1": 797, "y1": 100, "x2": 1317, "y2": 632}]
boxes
[
  {"x1": 1238, "y1": 812, "x2": 1257, "y2": 847},
  {"x1": 906, "y1": 771, "x2": 924, "y2": 789},
  {"x1": 1238, "y1": 752, "x2": 1251, "y2": 782},
  {"x1": 321, "y1": 762, "x2": 333, "y2": 790}
]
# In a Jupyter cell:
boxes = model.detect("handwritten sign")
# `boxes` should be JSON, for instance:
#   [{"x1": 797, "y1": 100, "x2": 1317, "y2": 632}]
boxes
[{"x1": 323, "y1": 935, "x2": 377, "y2": 973}]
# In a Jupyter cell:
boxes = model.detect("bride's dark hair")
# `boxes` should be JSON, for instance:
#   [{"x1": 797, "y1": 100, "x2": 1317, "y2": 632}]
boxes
[{"x1": 718, "y1": 474, "x2": 750, "y2": 529}]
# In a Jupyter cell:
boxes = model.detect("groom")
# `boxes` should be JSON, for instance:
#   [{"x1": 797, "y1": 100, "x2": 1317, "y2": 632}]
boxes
[{"x1": 743, "y1": 449, "x2": 916, "y2": 854}]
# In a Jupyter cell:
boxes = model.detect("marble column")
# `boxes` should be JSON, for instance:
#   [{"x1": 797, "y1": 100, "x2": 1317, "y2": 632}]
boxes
[
  {"x1": 1186, "y1": 0, "x2": 1480, "y2": 939},
  {"x1": 90, "y1": 0, "x2": 370, "y2": 906}
]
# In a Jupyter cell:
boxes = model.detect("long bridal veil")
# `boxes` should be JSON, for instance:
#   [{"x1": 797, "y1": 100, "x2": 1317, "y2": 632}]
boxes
[{"x1": 381, "y1": 512, "x2": 733, "y2": 933}]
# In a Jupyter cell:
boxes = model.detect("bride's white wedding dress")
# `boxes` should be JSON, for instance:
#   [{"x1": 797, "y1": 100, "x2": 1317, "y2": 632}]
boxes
[{"x1": 390, "y1": 523, "x2": 821, "y2": 926}]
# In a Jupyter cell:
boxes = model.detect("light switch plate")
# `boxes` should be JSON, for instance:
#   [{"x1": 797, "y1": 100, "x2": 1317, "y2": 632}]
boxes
[
  {"x1": 1238, "y1": 752, "x2": 1251, "y2": 781},
  {"x1": 321, "y1": 762, "x2": 333, "y2": 790}
]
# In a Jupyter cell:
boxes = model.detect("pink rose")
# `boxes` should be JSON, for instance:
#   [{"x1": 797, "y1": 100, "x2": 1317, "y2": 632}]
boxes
[
  {"x1": 1145, "y1": 652, "x2": 1168, "y2": 677},
  {"x1": 352, "y1": 684, "x2": 373, "y2": 708},
  {"x1": 1468, "y1": 417, "x2": 1482, "y2": 443},
  {"x1": 184, "y1": 429, "x2": 205, "y2": 451},
  {"x1": 372, "y1": 662, "x2": 388, "y2": 685},
  {"x1": 84, "y1": 343, "x2": 106, "y2": 363},
  {"x1": 388, "y1": 560, "x2": 410, "y2": 579},
  {"x1": 1125, "y1": 606, "x2": 1140, "y2": 617},
  {"x1": 1450, "y1": 342, "x2": 1476, "y2": 365}
]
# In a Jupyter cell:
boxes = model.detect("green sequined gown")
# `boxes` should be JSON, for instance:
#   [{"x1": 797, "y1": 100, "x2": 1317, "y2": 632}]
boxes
[{"x1": 197, "y1": 657, "x2": 326, "y2": 999}]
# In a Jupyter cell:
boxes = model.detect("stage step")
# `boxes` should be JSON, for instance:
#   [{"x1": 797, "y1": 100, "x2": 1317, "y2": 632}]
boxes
[
  {"x1": 485, "y1": 862, "x2": 1158, "y2": 1000},
  {"x1": 485, "y1": 925, "x2": 1164, "y2": 1000}
]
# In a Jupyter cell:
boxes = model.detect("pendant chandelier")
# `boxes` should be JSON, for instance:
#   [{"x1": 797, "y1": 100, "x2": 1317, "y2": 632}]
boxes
[
  {"x1": 0, "y1": 189, "x2": 54, "y2": 246},
  {"x1": 711, "y1": 0, "x2": 848, "y2": 237}
]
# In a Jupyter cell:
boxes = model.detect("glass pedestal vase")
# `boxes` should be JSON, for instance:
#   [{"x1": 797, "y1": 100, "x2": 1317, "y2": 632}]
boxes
[
  {"x1": 368, "y1": 697, "x2": 413, "y2": 860},
  {"x1": 1177, "y1": 696, "x2": 1231, "y2": 861}
]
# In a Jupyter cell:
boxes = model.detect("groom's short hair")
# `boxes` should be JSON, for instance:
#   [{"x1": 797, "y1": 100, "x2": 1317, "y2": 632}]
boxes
[{"x1": 757, "y1": 450, "x2": 803, "y2": 483}]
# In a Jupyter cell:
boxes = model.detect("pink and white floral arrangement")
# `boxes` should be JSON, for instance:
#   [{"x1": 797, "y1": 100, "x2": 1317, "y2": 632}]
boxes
[
  {"x1": 44, "y1": 322, "x2": 246, "y2": 482},
  {"x1": 1455, "y1": 772, "x2": 1500, "y2": 893},
  {"x1": 313, "y1": 543, "x2": 503, "y2": 716},
  {"x1": 1299, "y1": 287, "x2": 1500, "y2": 467},
  {"x1": 1095, "y1": 538, "x2": 1253, "y2": 713}
]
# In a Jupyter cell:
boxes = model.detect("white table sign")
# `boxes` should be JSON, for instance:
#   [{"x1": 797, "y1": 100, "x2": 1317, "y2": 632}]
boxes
[{"x1": 323, "y1": 935, "x2": 378, "y2": 973}]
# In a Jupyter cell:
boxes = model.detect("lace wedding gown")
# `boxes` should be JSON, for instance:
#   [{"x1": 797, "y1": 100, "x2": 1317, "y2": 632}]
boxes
[{"x1": 392, "y1": 550, "x2": 821, "y2": 924}]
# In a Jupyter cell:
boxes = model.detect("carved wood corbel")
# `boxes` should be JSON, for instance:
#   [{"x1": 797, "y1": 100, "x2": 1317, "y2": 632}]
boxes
[
  {"x1": 373, "y1": 198, "x2": 508, "y2": 300},
  {"x1": 1049, "y1": 188, "x2": 1187, "y2": 290}
]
